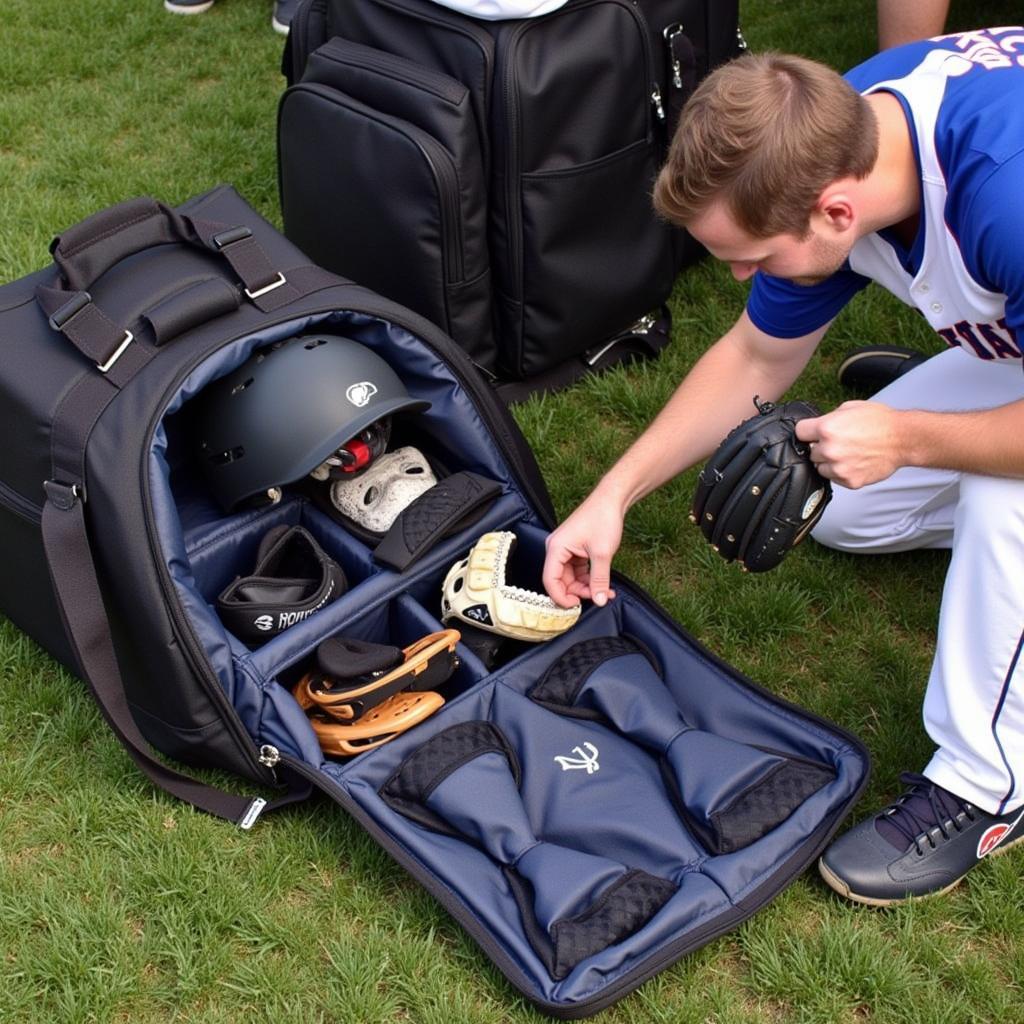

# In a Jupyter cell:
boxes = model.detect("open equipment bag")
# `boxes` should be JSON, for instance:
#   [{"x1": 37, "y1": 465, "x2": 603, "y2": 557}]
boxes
[
  {"x1": 279, "y1": 0, "x2": 744, "y2": 390},
  {"x1": 0, "y1": 186, "x2": 869, "y2": 1018}
]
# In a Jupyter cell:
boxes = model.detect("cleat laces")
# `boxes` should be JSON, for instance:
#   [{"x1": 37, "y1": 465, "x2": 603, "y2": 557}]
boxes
[{"x1": 875, "y1": 772, "x2": 977, "y2": 855}]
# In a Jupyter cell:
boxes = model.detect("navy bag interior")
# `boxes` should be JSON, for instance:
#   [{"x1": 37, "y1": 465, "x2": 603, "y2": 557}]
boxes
[{"x1": 147, "y1": 308, "x2": 869, "y2": 1016}]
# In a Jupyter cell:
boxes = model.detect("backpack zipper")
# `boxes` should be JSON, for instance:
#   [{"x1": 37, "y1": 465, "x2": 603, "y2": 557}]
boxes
[{"x1": 314, "y1": 37, "x2": 469, "y2": 106}]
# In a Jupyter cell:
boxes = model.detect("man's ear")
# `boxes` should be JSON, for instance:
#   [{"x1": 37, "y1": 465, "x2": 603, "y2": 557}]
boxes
[{"x1": 814, "y1": 187, "x2": 856, "y2": 234}]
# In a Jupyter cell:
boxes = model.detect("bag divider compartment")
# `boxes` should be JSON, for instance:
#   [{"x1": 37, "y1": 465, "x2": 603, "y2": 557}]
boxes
[
  {"x1": 148, "y1": 312, "x2": 545, "y2": 770},
  {"x1": 333, "y1": 594, "x2": 867, "y2": 1002},
  {"x1": 184, "y1": 497, "x2": 383, "y2": 609},
  {"x1": 402, "y1": 517, "x2": 551, "y2": 622}
]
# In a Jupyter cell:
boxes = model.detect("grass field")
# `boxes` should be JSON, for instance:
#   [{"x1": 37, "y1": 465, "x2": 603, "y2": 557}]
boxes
[{"x1": 2, "y1": 0, "x2": 1023, "y2": 1021}]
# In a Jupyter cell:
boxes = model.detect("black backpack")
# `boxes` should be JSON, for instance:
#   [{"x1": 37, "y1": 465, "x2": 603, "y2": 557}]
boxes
[
  {"x1": 279, "y1": 0, "x2": 743, "y2": 391},
  {"x1": 0, "y1": 186, "x2": 868, "y2": 1016}
]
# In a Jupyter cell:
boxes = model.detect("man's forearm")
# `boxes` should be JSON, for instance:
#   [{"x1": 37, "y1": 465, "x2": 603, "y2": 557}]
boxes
[
  {"x1": 592, "y1": 323, "x2": 816, "y2": 514},
  {"x1": 898, "y1": 401, "x2": 1024, "y2": 478}
]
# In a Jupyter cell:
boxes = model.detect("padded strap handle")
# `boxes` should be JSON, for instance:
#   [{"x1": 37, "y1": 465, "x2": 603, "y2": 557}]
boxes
[
  {"x1": 51, "y1": 198, "x2": 203, "y2": 291},
  {"x1": 35, "y1": 196, "x2": 294, "y2": 379},
  {"x1": 48, "y1": 196, "x2": 281, "y2": 296}
]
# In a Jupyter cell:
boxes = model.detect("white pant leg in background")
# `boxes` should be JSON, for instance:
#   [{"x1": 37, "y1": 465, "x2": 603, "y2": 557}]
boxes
[{"x1": 813, "y1": 347, "x2": 1024, "y2": 814}]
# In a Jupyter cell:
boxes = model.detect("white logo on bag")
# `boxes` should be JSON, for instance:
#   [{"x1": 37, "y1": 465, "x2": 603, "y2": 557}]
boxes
[
  {"x1": 554, "y1": 742, "x2": 600, "y2": 774},
  {"x1": 346, "y1": 381, "x2": 378, "y2": 408},
  {"x1": 253, "y1": 581, "x2": 336, "y2": 634}
]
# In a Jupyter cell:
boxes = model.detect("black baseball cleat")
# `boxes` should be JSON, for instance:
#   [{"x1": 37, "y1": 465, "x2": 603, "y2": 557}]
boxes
[
  {"x1": 836, "y1": 345, "x2": 932, "y2": 393},
  {"x1": 819, "y1": 772, "x2": 1024, "y2": 906}
]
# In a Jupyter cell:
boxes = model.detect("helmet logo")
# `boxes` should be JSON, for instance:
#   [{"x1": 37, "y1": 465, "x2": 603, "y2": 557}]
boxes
[{"x1": 346, "y1": 382, "x2": 378, "y2": 408}]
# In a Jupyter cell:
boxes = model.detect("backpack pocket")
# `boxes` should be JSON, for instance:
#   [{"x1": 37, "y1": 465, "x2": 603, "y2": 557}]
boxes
[
  {"x1": 278, "y1": 39, "x2": 495, "y2": 372},
  {"x1": 493, "y1": 0, "x2": 675, "y2": 378}
]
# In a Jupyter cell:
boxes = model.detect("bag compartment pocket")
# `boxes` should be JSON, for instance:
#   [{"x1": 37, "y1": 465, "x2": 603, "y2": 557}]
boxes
[
  {"x1": 509, "y1": 141, "x2": 675, "y2": 378},
  {"x1": 278, "y1": 39, "x2": 495, "y2": 370},
  {"x1": 334, "y1": 596, "x2": 861, "y2": 1001},
  {"x1": 259, "y1": 592, "x2": 491, "y2": 765}
]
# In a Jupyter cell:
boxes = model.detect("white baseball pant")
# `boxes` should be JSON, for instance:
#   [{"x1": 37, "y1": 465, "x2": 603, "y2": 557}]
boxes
[{"x1": 813, "y1": 346, "x2": 1024, "y2": 814}]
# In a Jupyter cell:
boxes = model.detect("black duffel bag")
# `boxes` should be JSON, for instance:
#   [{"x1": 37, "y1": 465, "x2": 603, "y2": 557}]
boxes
[{"x1": 0, "y1": 186, "x2": 868, "y2": 1017}]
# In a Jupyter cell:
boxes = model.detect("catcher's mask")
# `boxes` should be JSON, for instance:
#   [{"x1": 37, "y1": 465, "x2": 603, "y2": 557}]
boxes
[
  {"x1": 192, "y1": 334, "x2": 430, "y2": 511},
  {"x1": 328, "y1": 446, "x2": 438, "y2": 533}
]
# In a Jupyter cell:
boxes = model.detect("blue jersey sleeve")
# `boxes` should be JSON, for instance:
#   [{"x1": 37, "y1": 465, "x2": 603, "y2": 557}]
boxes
[
  {"x1": 962, "y1": 156, "x2": 1024, "y2": 345},
  {"x1": 746, "y1": 267, "x2": 871, "y2": 339}
]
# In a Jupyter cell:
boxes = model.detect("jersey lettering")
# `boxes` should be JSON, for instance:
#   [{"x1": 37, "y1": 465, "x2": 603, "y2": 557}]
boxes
[
  {"x1": 942, "y1": 27, "x2": 1024, "y2": 70},
  {"x1": 936, "y1": 319, "x2": 1021, "y2": 359}
]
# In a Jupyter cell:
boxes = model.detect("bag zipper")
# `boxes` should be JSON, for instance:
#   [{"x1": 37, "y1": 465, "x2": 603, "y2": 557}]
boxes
[
  {"x1": 0, "y1": 479, "x2": 43, "y2": 525},
  {"x1": 314, "y1": 37, "x2": 469, "y2": 106},
  {"x1": 286, "y1": 83, "x2": 466, "y2": 283}
]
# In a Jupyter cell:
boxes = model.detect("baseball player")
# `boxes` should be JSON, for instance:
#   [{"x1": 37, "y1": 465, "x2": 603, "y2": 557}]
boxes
[{"x1": 541, "y1": 28, "x2": 1024, "y2": 905}]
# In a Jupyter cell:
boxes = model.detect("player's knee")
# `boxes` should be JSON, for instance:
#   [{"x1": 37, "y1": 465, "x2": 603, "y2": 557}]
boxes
[
  {"x1": 809, "y1": 485, "x2": 869, "y2": 551},
  {"x1": 957, "y1": 474, "x2": 1024, "y2": 539}
]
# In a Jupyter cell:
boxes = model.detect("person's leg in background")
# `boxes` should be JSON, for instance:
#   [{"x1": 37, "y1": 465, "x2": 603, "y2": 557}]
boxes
[{"x1": 877, "y1": 0, "x2": 951, "y2": 49}]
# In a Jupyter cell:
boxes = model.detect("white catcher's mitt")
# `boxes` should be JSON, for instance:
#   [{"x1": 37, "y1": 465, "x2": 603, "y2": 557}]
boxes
[{"x1": 441, "y1": 531, "x2": 581, "y2": 642}]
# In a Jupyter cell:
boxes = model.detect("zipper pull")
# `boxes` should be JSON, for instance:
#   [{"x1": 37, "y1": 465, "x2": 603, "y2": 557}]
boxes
[
  {"x1": 663, "y1": 23, "x2": 685, "y2": 89},
  {"x1": 630, "y1": 312, "x2": 658, "y2": 335},
  {"x1": 651, "y1": 85, "x2": 665, "y2": 123},
  {"x1": 258, "y1": 744, "x2": 281, "y2": 767}
]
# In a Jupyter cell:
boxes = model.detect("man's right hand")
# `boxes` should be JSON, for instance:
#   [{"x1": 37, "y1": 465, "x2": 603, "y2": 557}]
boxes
[{"x1": 542, "y1": 494, "x2": 623, "y2": 609}]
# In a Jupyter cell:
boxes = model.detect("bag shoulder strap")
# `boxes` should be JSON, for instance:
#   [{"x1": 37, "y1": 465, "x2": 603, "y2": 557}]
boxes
[
  {"x1": 41, "y1": 483, "x2": 311, "y2": 827},
  {"x1": 31, "y1": 193, "x2": 341, "y2": 825}
]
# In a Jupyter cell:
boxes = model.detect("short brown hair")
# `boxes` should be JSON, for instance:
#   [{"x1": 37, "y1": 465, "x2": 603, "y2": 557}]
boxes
[{"x1": 653, "y1": 52, "x2": 878, "y2": 238}]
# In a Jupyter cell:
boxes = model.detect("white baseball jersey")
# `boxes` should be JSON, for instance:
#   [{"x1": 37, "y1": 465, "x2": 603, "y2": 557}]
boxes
[
  {"x1": 747, "y1": 27, "x2": 1024, "y2": 363},
  {"x1": 748, "y1": 29, "x2": 1024, "y2": 815}
]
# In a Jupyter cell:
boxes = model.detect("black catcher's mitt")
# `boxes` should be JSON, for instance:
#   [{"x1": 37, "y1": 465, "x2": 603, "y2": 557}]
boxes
[{"x1": 690, "y1": 398, "x2": 831, "y2": 572}]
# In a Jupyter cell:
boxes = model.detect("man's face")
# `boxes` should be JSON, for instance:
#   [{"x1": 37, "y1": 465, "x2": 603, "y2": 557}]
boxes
[{"x1": 686, "y1": 199, "x2": 852, "y2": 286}]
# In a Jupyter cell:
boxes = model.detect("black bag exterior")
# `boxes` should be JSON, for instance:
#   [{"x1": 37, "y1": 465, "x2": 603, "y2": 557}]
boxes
[
  {"x1": 279, "y1": 0, "x2": 743, "y2": 383},
  {"x1": 0, "y1": 184, "x2": 549, "y2": 789},
  {"x1": 0, "y1": 187, "x2": 869, "y2": 1017}
]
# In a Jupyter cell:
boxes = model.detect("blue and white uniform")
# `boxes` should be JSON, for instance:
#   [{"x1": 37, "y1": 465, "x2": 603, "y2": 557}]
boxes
[{"x1": 751, "y1": 28, "x2": 1024, "y2": 815}]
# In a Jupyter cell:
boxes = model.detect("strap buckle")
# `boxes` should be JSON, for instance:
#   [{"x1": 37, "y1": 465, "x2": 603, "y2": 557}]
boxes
[
  {"x1": 43, "y1": 479, "x2": 86, "y2": 510},
  {"x1": 96, "y1": 330, "x2": 134, "y2": 373},
  {"x1": 244, "y1": 272, "x2": 287, "y2": 301}
]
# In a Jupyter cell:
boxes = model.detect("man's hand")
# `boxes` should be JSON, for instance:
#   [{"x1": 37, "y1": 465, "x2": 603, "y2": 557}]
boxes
[
  {"x1": 542, "y1": 495, "x2": 623, "y2": 609},
  {"x1": 795, "y1": 400, "x2": 904, "y2": 489}
]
